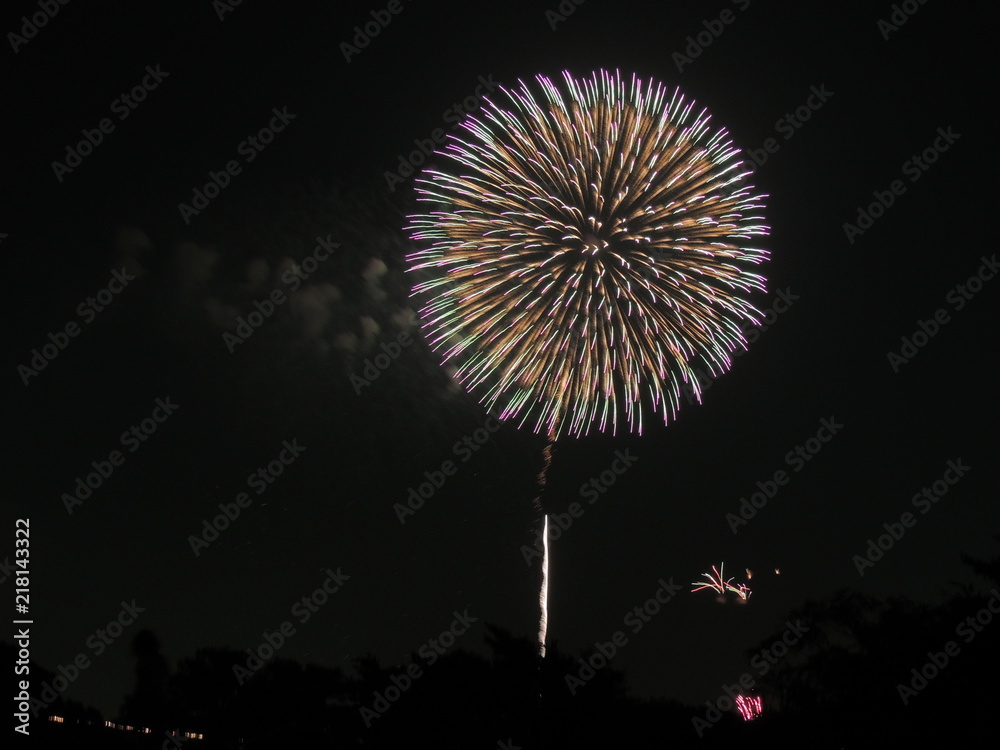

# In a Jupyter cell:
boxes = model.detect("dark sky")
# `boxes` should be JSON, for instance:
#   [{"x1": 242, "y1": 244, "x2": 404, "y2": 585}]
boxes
[{"x1": 4, "y1": 0, "x2": 997, "y2": 723}]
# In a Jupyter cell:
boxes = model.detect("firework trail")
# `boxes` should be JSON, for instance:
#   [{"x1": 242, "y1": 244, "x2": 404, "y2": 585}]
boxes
[
  {"x1": 534, "y1": 439, "x2": 554, "y2": 511},
  {"x1": 531, "y1": 433, "x2": 555, "y2": 658},
  {"x1": 538, "y1": 514, "x2": 549, "y2": 658}
]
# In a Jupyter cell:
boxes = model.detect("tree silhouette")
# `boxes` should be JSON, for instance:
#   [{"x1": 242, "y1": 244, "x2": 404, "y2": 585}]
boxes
[
  {"x1": 31, "y1": 537, "x2": 1000, "y2": 748},
  {"x1": 960, "y1": 533, "x2": 1000, "y2": 588},
  {"x1": 119, "y1": 629, "x2": 169, "y2": 729},
  {"x1": 744, "y1": 537, "x2": 1000, "y2": 747}
]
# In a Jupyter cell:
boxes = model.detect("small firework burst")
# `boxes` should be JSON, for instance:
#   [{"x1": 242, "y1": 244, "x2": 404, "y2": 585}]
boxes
[
  {"x1": 691, "y1": 562, "x2": 752, "y2": 601},
  {"x1": 406, "y1": 69, "x2": 769, "y2": 438},
  {"x1": 735, "y1": 694, "x2": 763, "y2": 721}
]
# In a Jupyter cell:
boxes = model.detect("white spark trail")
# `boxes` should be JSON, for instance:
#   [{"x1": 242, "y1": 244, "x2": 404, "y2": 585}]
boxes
[{"x1": 538, "y1": 514, "x2": 549, "y2": 658}]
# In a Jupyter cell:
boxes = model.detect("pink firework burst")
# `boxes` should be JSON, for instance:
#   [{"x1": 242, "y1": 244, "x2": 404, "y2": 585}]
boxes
[{"x1": 735, "y1": 694, "x2": 763, "y2": 721}]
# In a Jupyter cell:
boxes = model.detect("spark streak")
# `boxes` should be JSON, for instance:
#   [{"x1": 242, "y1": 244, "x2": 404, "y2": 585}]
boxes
[
  {"x1": 538, "y1": 514, "x2": 549, "y2": 658},
  {"x1": 736, "y1": 694, "x2": 763, "y2": 721}
]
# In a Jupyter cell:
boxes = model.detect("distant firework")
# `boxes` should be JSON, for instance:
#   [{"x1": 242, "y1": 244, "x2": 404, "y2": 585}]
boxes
[
  {"x1": 691, "y1": 562, "x2": 752, "y2": 601},
  {"x1": 736, "y1": 694, "x2": 763, "y2": 721},
  {"x1": 407, "y1": 69, "x2": 769, "y2": 439}
]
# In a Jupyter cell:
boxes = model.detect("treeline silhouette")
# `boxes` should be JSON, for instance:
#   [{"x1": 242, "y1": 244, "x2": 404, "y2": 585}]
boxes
[{"x1": 17, "y1": 540, "x2": 1000, "y2": 748}]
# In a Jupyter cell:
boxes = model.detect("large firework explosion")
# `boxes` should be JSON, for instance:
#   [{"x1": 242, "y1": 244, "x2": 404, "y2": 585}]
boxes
[{"x1": 407, "y1": 69, "x2": 769, "y2": 440}]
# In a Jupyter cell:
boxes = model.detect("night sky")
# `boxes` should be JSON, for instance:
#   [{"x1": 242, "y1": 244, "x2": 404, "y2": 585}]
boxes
[{"x1": 5, "y1": 0, "x2": 998, "y2": 733}]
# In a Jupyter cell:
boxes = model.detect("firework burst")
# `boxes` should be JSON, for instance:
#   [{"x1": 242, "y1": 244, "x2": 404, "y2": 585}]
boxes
[
  {"x1": 691, "y1": 562, "x2": 752, "y2": 601},
  {"x1": 407, "y1": 69, "x2": 769, "y2": 439},
  {"x1": 736, "y1": 693, "x2": 763, "y2": 721}
]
